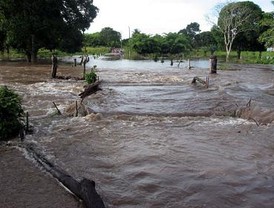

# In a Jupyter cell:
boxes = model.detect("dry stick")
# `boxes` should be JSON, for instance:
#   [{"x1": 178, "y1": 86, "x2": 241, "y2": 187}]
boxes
[
  {"x1": 250, "y1": 118, "x2": 260, "y2": 126},
  {"x1": 246, "y1": 98, "x2": 252, "y2": 107},
  {"x1": 75, "y1": 101, "x2": 78, "y2": 117},
  {"x1": 53, "y1": 102, "x2": 62, "y2": 115}
]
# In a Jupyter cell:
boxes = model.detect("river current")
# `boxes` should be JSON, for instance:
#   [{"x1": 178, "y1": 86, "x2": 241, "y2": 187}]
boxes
[{"x1": 1, "y1": 58, "x2": 274, "y2": 208}]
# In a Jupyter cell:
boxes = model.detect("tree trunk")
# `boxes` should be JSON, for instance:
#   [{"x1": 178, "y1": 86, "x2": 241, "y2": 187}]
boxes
[
  {"x1": 258, "y1": 51, "x2": 262, "y2": 60},
  {"x1": 25, "y1": 145, "x2": 105, "y2": 208},
  {"x1": 51, "y1": 55, "x2": 58, "y2": 78},
  {"x1": 26, "y1": 51, "x2": 31, "y2": 62},
  {"x1": 31, "y1": 34, "x2": 36, "y2": 63},
  {"x1": 237, "y1": 49, "x2": 241, "y2": 60},
  {"x1": 6, "y1": 46, "x2": 10, "y2": 59},
  {"x1": 225, "y1": 42, "x2": 230, "y2": 62}
]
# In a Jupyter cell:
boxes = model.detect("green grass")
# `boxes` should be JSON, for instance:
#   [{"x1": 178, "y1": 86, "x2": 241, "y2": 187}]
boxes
[
  {"x1": 189, "y1": 50, "x2": 274, "y2": 64},
  {"x1": 0, "y1": 50, "x2": 25, "y2": 60},
  {"x1": 82, "y1": 46, "x2": 109, "y2": 55}
]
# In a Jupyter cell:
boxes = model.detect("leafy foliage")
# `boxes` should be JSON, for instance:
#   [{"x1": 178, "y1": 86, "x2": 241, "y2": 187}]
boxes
[
  {"x1": 0, "y1": 86, "x2": 24, "y2": 140},
  {"x1": 194, "y1": 31, "x2": 217, "y2": 55},
  {"x1": 259, "y1": 11, "x2": 274, "y2": 48},
  {"x1": 179, "y1": 22, "x2": 201, "y2": 39},
  {"x1": 217, "y1": 1, "x2": 263, "y2": 60},
  {"x1": 127, "y1": 31, "x2": 191, "y2": 58},
  {"x1": 83, "y1": 27, "x2": 122, "y2": 48},
  {"x1": 179, "y1": 22, "x2": 201, "y2": 48},
  {"x1": 84, "y1": 32, "x2": 104, "y2": 47},
  {"x1": 0, "y1": 0, "x2": 98, "y2": 61},
  {"x1": 100, "y1": 27, "x2": 121, "y2": 47},
  {"x1": 162, "y1": 32, "x2": 191, "y2": 55},
  {"x1": 85, "y1": 66, "x2": 97, "y2": 84},
  {"x1": 130, "y1": 33, "x2": 160, "y2": 55}
]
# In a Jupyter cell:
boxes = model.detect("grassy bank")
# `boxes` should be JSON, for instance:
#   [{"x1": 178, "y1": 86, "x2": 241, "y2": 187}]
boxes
[{"x1": 190, "y1": 50, "x2": 274, "y2": 64}]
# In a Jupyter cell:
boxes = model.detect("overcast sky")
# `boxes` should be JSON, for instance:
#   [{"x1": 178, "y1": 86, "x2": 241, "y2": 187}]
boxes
[{"x1": 87, "y1": 0, "x2": 273, "y2": 39}]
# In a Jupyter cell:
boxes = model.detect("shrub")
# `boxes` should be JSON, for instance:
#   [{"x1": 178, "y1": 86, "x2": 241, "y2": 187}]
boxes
[
  {"x1": 85, "y1": 66, "x2": 97, "y2": 84},
  {"x1": 0, "y1": 86, "x2": 24, "y2": 140}
]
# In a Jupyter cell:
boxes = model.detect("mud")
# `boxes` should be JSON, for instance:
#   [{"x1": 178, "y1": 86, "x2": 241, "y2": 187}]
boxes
[{"x1": 1, "y1": 60, "x2": 274, "y2": 207}]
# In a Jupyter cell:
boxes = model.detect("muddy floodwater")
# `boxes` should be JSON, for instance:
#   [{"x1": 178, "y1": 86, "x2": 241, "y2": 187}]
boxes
[{"x1": 1, "y1": 58, "x2": 274, "y2": 208}]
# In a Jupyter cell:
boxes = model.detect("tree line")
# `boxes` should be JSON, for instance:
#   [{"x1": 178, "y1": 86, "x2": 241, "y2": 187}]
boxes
[
  {"x1": 85, "y1": 1, "x2": 274, "y2": 61},
  {"x1": 1, "y1": 1, "x2": 274, "y2": 62},
  {"x1": 0, "y1": 0, "x2": 98, "y2": 62}
]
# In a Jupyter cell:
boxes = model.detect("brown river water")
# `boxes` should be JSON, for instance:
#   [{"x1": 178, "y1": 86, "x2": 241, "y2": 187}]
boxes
[{"x1": 1, "y1": 58, "x2": 274, "y2": 208}]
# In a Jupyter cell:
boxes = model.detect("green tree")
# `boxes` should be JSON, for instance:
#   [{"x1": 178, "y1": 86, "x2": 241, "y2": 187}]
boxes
[
  {"x1": 162, "y1": 32, "x2": 191, "y2": 56},
  {"x1": 179, "y1": 22, "x2": 201, "y2": 49},
  {"x1": 59, "y1": 29, "x2": 84, "y2": 53},
  {"x1": 100, "y1": 27, "x2": 121, "y2": 47},
  {"x1": 233, "y1": 28, "x2": 265, "y2": 59},
  {"x1": 0, "y1": 12, "x2": 7, "y2": 54},
  {"x1": 179, "y1": 22, "x2": 201, "y2": 39},
  {"x1": 84, "y1": 32, "x2": 104, "y2": 47},
  {"x1": 129, "y1": 31, "x2": 192, "y2": 59},
  {"x1": 0, "y1": 86, "x2": 24, "y2": 140},
  {"x1": 0, "y1": 30, "x2": 6, "y2": 54},
  {"x1": 0, "y1": 0, "x2": 98, "y2": 62},
  {"x1": 217, "y1": 1, "x2": 263, "y2": 61},
  {"x1": 194, "y1": 31, "x2": 217, "y2": 55},
  {"x1": 130, "y1": 32, "x2": 154, "y2": 55},
  {"x1": 259, "y1": 4, "x2": 274, "y2": 48},
  {"x1": 211, "y1": 25, "x2": 225, "y2": 51}
]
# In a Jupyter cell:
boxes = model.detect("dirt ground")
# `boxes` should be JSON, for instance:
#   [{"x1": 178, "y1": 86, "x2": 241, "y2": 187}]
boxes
[{"x1": 0, "y1": 145, "x2": 83, "y2": 208}]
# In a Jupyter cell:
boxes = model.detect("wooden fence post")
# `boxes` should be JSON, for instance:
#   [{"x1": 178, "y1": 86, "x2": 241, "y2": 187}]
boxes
[{"x1": 210, "y1": 55, "x2": 217, "y2": 74}]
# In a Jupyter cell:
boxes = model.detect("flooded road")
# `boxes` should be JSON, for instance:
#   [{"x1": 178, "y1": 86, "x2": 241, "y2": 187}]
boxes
[{"x1": 1, "y1": 59, "x2": 274, "y2": 207}]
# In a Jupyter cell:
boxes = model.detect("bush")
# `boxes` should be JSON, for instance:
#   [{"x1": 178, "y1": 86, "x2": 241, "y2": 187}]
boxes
[
  {"x1": 85, "y1": 66, "x2": 97, "y2": 84},
  {"x1": 0, "y1": 86, "x2": 24, "y2": 140}
]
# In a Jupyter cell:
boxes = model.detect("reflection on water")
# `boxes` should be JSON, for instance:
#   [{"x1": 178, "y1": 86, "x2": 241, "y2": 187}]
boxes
[
  {"x1": 61, "y1": 56, "x2": 211, "y2": 71},
  {"x1": 1, "y1": 60, "x2": 274, "y2": 208}
]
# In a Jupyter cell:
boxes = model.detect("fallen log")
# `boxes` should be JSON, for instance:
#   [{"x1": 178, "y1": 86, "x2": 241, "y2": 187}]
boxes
[
  {"x1": 25, "y1": 145, "x2": 105, "y2": 208},
  {"x1": 79, "y1": 80, "x2": 102, "y2": 101}
]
